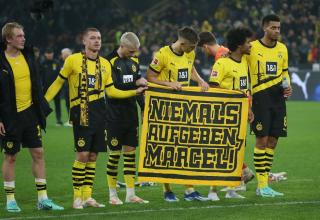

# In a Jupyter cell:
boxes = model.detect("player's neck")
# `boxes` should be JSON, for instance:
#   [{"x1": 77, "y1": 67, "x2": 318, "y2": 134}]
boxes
[
  {"x1": 117, "y1": 47, "x2": 124, "y2": 58},
  {"x1": 85, "y1": 49, "x2": 98, "y2": 60},
  {"x1": 261, "y1": 36, "x2": 276, "y2": 47},
  {"x1": 212, "y1": 44, "x2": 220, "y2": 55},
  {"x1": 5, "y1": 45, "x2": 21, "y2": 57},
  {"x1": 171, "y1": 42, "x2": 183, "y2": 55},
  {"x1": 229, "y1": 51, "x2": 242, "y2": 62}
]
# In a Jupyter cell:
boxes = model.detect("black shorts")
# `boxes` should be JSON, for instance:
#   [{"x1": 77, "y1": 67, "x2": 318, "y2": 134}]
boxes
[
  {"x1": 73, "y1": 125, "x2": 108, "y2": 153},
  {"x1": 251, "y1": 85, "x2": 287, "y2": 138},
  {"x1": 1, "y1": 106, "x2": 42, "y2": 155},
  {"x1": 106, "y1": 122, "x2": 139, "y2": 151}
]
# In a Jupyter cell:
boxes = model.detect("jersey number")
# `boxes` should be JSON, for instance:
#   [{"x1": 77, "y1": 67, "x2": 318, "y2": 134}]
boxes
[
  {"x1": 177, "y1": 68, "x2": 188, "y2": 82},
  {"x1": 87, "y1": 75, "x2": 96, "y2": 88},
  {"x1": 239, "y1": 76, "x2": 248, "y2": 90},
  {"x1": 266, "y1": 62, "x2": 277, "y2": 75}
]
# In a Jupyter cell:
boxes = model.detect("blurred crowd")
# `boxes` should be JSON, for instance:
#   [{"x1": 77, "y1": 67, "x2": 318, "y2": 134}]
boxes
[{"x1": 1, "y1": 0, "x2": 319, "y2": 67}]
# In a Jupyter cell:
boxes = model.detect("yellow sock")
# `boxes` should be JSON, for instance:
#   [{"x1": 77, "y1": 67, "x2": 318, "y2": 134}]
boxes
[
  {"x1": 265, "y1": 148, "x2": 275, "y2": 175},
  {"x1": 72, "y1": 160, "x2": 86, "y2": 200},
  {"x1": 83, "y1": 162, "x2": 96, "y2": 201},
  {"x1": 123, "y1": 151, "x2": 136, "y2": 188},
  {"x1": 185, "y1": 185, "x2": 195, "y2": 194},
  {"x1": 163, "y1": 183, "x2": 172, "y2": 192},
  {"x1": 107, "y1": 151, "x2": 121, "y2": 188},
  {"x1": 35, "y1": 178, "x2": 48, "y2": 201},
  {"x1": 4, "y1": 181, "x2": 15, "y2": 202},
  {"x1": 254, "y1": 147, "x2": 267, "y2": 188}
]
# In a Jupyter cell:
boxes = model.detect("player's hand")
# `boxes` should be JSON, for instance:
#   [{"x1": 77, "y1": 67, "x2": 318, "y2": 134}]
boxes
[
  {"x1": 248, "y1": 108, "x2": 254, "y2": 123},
  {"x1": 136, "y1": 86, "x2": 148, "y2": 95},
  {"x1": 283, "y1": 86, "x2": 292, "y2": 98},
  {"x1": 167, "y1": 82, "x2": 182, "y2": 90},
  {"x1": 136, "y1": 77, "x2": 148, "y2": 87},
  {"x1": 198, "y1": 80, "x2": 209, "y2": 92},
  {"x1": 0, "y1": 122, "x2": 6, "y2": 136}
]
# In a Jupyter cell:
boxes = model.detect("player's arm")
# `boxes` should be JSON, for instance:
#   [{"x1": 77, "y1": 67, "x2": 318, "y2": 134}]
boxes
[
  {"x1": 146, "y1": 51, "x2": 182, "y2": 90},
  {"x1": 191, "y1": 66, "x2": 209, "y2": 91},
  {"x1": 45, "y1": 75, "x2": 65, "y2": 102},
  {"x1": 105, "y1": 65, "x2": 147, "y2": 98},
  {"x1": 208, "y1": 61, "x2": 224, "y2": 88},
  {"x1": 45, "y1": 55, "x2": 73, "y2": 102},
  {"x1": 282, "y1": 46, "x2": 292, "y2": 98}
]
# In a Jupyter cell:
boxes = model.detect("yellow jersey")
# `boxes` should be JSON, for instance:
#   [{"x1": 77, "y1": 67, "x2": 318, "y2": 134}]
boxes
[
  {"x1": 6, "y1": 53, "x2": 32, "y2": 112},
  {"x1": 149, "y1": 46, "x2": 195, "y2": 86},
  {"x1": 59, "y1": 52, "x2": 114, "y2": 108},
  {"x1": 247, "y1": 40, "x2": 290, "y2": 94},
  {"x1": 209, "y1": 56, "x2": 249, "y2": 92}
]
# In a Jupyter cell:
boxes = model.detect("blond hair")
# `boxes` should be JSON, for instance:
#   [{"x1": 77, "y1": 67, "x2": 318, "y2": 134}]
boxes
[
  {"x1": 120, "y1": 32, "x2": 140, "y2": 48},
  {"x1": 2, "y1": 22, "x2": 23, "y2": 44}
]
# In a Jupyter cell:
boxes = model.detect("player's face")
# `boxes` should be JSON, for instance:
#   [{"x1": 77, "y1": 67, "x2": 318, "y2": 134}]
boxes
[
  {"x1": 240, "y1": 38, "x2": 252, "y2": 55},
  {"x1": 7, "y1": 28, "x2": 25, "y2": 50},
  {"x1": 181, "y1": 40, "x2": 197, "y2": 53},
  {"x1": 121, "y1": 44, "x2": 139, "y2": 58},
  {"x1": 201, "y1": 44, "x2": 211, "y2": 56},
  {"x1": 83, "y1": 31, "x2": 101, "y2": 52},
  {"x1": 264, "y1": 21, "x2": 280, "y2": 41}
]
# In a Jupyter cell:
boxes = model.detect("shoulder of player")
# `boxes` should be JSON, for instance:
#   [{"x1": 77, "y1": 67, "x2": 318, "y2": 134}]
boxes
[{"x1": 276, "y1": 41, "x2": 288, "y2": 51}]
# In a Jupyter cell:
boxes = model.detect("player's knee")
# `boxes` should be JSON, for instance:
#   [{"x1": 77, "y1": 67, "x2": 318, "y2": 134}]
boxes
[
  {"x1": 88, "y1": 152, "x2": 98, "y2": 161},
  {"x1": 255, "y1": 138, "x2": 268, "y2": 149},
  {"x1": 267, "y1": 138, "x2": 278, "y2": 148},
  {"x1": 123, "y1": 146, "x2": 135, "y2": 152},
  {"x1": 31, "y1": 148, "x2": 44, "y2": 161},
  {"x1": 4, "y1": 154, "x2": 17, "y2": 164}
]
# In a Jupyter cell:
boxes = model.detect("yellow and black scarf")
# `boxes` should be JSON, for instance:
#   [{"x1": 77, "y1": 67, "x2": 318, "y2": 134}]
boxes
[{"x1": 79, "y1": 52, "x2": 102, "y2": 126}]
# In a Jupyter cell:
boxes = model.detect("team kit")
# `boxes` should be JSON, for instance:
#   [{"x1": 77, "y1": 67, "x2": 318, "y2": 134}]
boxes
[{"x1": 0, "y1": 14, "x2": 291, "y2": 212}]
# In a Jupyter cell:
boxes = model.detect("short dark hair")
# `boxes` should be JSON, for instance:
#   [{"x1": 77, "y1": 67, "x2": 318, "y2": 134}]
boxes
[
  {"x1": 83, "y1": 27, "x2": 100, "y2": 37},
  {"x1": 178, "y1": 26, "x2": 199, "y2": 44},
  {"x1": 198, "y1": 32, "x2": 216, "y2": 47},
  {"x1": 227, "y1": 27, "x2": 253, "y2": 52},
  {"x1": 262, "y1": 14, "x2": 280, "y2": 27}
]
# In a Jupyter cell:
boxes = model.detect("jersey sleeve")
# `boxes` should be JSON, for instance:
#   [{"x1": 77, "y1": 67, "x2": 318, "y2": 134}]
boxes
[
  {"x1": 59, "y1": 55, "x2": 73, "y2": 80},
  {"x1": 149, "y1": 50, "x2": 166, "y2": 73},
  {"x1": 282, "y1": 46, "x2": 291, "y2": 85},
  {"x1": 209, "y1": 60, "x2": 225, "y2": 85}
]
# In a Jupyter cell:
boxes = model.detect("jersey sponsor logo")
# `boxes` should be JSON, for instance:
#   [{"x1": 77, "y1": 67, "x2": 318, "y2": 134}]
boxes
[
  {"x1": 87, "y1": 75, "x2": 96, "y2": 88},
  {"x1": 239, "y1": 76, "x2": 248, "y2": 90},
  {"x1": 266, "y1": 62, "x2": 277, "y2": 75},
  {"x1": 152, "y1": 58, "x2": 158, "y2": 65},
  {"x1": 123, "y1": 75, "x2": 134, "y2": 83},
  {"x1": 177, "y1": 68, "x2": 189, "y2": 82},
  {"x1": 77, "y1": 138, "x2": 85, "y2": 147},
  {"x1": 211, "y1": 70, "x2": 218, "y2": 78}
]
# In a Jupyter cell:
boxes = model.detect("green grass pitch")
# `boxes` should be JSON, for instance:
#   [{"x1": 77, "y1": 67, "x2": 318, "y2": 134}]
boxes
[{"x1": 0, "y1": 101, "x2": 319, "y2": 219}]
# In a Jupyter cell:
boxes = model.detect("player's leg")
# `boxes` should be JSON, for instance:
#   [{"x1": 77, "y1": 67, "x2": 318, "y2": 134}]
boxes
[
  {"x1": 123, "y1": 125, "x2": 148, "y2": 203},
  {"x1": 106, "y1": 124, "x2": 123, "y2": 205},
  {"x1": 25, "y1": 109, "x2": 63, "y2": 211},
  {"x1": 82, "y1": 126, "x2": 106, "y2": 208},
  {"x1": 2, "y1": 140, "x2": 21, "y2": 212},
  {"x1": 72, "y1": 125, "x2": 92, "y2": 209}
]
